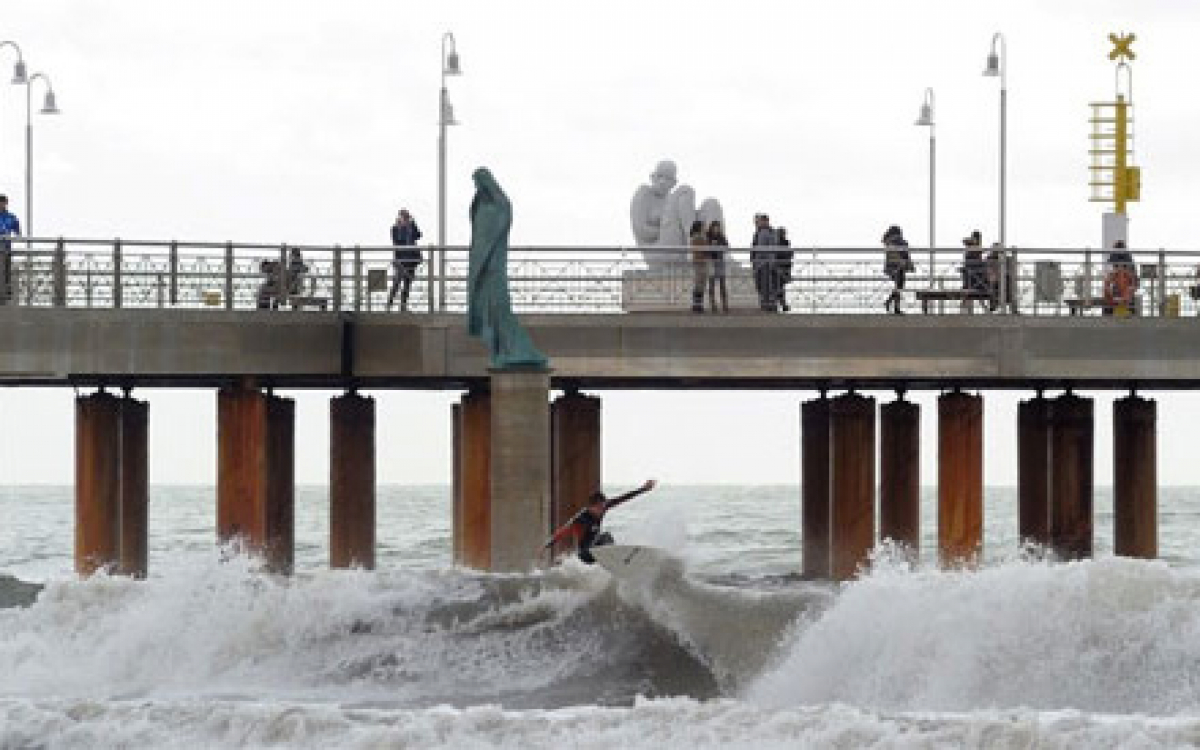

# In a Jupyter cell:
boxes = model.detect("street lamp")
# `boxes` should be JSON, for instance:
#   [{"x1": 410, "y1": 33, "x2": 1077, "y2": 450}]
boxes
[
  {"x1": 1, "y1": 41, "x2": 29, "y2": 189},
  {"x1": 914, "y1": 87, "x2": 935, "y2": 286},
  {"x1": 983, "y1": 32, "x2": 1007, "y2": 248},
  {"x1": 437, "y1": 31, "x2": 462, "y2": 312},
  {"x1": 24, "y1": 72, "x2": 60, "y2": 239}
]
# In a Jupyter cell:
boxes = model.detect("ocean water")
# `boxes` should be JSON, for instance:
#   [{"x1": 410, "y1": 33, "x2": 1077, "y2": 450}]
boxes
[{"x1": 4, "y1": 484, "x2": 1200, "y2": 748}]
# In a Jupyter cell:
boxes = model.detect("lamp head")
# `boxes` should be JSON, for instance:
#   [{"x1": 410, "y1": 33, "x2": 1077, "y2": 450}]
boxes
[
  {"x1": 914, "y1": 102, "x2": 933, "y2": 127},
  {"x1": 442, "y1": 99, "x2": 459, "y2": 126},
  {"x1": 983, "y1": 51, "x2": 1001, "y2": 77},
  {"x1": 11, "y1": 59, "x2": 27, "y2": 85},
  {"x1": 445, "y1": 50, "x2": 461, "y2": 76},
  {"x1": 40, "y1": 89, "x2": 59, "y2": 114}
]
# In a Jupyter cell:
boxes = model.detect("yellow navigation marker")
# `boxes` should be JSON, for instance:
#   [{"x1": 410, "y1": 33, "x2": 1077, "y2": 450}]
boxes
[{"x1": 1109, "y1": 32, "x2": 1136, "y2": 62}]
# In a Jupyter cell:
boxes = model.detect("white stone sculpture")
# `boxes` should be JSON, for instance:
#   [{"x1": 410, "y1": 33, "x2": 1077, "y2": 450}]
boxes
[{"x1": 629, "y1": 160, "x2": 723, "y2": 271}]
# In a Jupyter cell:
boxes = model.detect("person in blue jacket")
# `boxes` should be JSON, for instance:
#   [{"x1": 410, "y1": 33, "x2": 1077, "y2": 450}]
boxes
[
  {"x1": 0, "y1": 195, "x2": 20, "y2": 305},
  {"x1": 388, "y1": 208, "x2": 423, "y2": 311}
]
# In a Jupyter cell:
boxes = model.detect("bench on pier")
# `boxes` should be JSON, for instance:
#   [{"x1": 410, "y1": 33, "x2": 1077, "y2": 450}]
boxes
[
  {"x1": 286, "y1": 294, "x2": 329, "y2": 311},
  {"x1": 914, "y1": 289, "x2": 993, "y2": 314},
  {"x1": 1064, "y1": 297, "x2": 1141, "y2": 317}
]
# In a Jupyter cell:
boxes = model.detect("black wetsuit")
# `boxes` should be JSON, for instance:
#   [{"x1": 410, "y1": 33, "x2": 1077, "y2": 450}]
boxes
[{"x1": 572, "y1": 508, "x2": 614, "y2": 564}]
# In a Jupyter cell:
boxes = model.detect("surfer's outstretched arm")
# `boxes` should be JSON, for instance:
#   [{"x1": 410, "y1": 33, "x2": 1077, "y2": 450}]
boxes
[{"x1": 604, "y1": 479, "x2": 657, "y2": 511}]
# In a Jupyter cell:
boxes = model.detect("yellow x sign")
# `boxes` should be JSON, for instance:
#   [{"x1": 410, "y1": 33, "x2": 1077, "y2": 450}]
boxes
[{"x1": 1109, "y1": 32, "x2": 1136, "y2": 62}]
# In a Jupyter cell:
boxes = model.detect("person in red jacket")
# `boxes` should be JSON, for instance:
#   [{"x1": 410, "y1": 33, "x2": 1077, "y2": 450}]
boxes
[{"x1": 543, "y1": 479, "x2": 657, "y2": 564}]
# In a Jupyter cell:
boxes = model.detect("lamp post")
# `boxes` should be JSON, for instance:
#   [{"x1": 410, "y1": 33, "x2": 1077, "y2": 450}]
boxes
[
  {"x1": 24, "y1": 72, "x2": 59, "y2": 239},
  {"x1": 914, "y1": 87, "x2": 935, "y2": 286},
  {"x1": 1, "y1": 41, "x2": 29, "y2": 187},
  {"x1": 983, "y1": 32, "x2": 1007, "y2": 248},
  {"x1": 437, "y1": 31, "x2": 462, "y2": 312}
]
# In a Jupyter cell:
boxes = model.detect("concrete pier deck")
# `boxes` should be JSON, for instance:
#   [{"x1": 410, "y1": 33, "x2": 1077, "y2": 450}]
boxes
[{"x1": 0, "y1": 308, "x2": 1196, "y2": 390}]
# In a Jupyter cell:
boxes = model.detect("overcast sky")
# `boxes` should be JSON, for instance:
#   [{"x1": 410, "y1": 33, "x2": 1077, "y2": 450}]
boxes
[{"x1": 3, "y1": 0, "x2": 1200, "y2": 489}]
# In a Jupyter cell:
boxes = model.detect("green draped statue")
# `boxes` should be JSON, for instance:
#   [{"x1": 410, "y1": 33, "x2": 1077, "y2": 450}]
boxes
[{"x1": 467, "y1": 167, "x2": 549, "y2": 370}]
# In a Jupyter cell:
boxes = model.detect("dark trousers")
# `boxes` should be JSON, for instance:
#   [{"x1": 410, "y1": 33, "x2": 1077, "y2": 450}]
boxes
[
  {"x1": 0, "y1": 251, "x2": 10, "y2": 305},
  {"x1": 388, "y1": 261, "x2": 419, "y2": 309},
  {"x1": 754, "y1": 262, "x2": 779, "y2": 311}
]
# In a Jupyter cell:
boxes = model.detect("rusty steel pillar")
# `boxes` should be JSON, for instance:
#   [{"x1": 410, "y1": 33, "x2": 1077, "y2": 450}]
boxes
[
  {"x1": 1113, "y1": 395, "x2": 1157, "y2": 558},
  {"x1": 1049, "y1": 393, "x2": 1094, "y2": 560},
  {"x1": 330, "y1": 392, "x2": 376, "y2": 569},
  {"x1": 455, "y1": 389, "x2": 491, "y2": 569},
  {"x1": 801, "y1": 397, "x2": 832, "y2": 579},
  {"x1": 879, "y1": 398, "x2": 920, "y2": 555},
  {"x1": 938, "y1": 391, "x2": 983, "y2": 566},
  {"x1": 217, "y1": 386, "x2": 295, "y2": 573},
  {"x1": 118, "y1": 397, "x2": 149, "y2": 579},
  {"x1": 829, "y1": 394, "x2": 875, "y2": 581},
  {"x1": 1017, "y1": 396, "x2": 1052, "y2": 548},
  {"x1": 451, "y1": 402, "x2": 463, "y2": 564},
  {"x1": 551, "y1": 391, "x2": 601, "y2": 558},
  {"x1": 75, "y1": 392, "x2": 122, "y2": 576}
]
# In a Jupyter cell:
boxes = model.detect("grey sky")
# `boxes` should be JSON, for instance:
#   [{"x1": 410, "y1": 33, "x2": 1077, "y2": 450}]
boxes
[{"x1": 2, "y1": 1, "x2": 1199, "y2": 487}]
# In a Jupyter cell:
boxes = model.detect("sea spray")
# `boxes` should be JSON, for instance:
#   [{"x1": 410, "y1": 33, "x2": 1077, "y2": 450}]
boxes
[{"x1": 747, "y1": 554, "x2": 1200, "y2": 714}]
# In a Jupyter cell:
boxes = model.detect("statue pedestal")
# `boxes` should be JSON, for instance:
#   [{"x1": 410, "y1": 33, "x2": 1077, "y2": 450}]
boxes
[{"x1": 488, "y1": 368, "x2": 551, "y2": 572}]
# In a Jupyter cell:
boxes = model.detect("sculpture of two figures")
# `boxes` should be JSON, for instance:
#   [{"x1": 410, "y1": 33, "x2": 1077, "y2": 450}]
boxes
[
  {"x1": 467, "y1": 167, "x2": 548, "y2": 371},
  {"x1": 629, "y1": 160, "x2": 724, "y2": 270}
]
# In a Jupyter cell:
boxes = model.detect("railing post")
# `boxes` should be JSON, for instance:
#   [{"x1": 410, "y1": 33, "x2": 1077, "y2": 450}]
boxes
[
  {"x1": 156, "y1": 273, "x2": 164, "y2": 308},
  {"x1": 85, "y1": 256, "x2": 93, "y2": 308},
  {"x1": 1158, "y1": 248, "x2": 1167, "y2": 317},
  {"x1": 1084, "y1": 248, "x2": 1093, "y2": 304},
  {"x1": 224, "y1": 240, "x2": 235, "y2": 310},
  {"x1": 169, "y1": 240, "x2": 178, "y2": 306},
  {"x1": 279, "y1": 244, "x2": 289, "y2": 311},
  {"x1": 353, "y1": 245, "x2": 363, "y2": 312},
  {"x1": 53, "y1": 238, "x2": 66, "y2": 307},
  {"x1": 998, "y1": 247, "x2": 1008, "y2": 316},
  {"x1": 332, "y1": 244, "x2": 343, "y2": 312},
  {"x1": 112, "y1": 239, "x2": 123, "y2": 309},
  {"x1": 428, "y1": 244, "x2": 437, "y2": 313}
]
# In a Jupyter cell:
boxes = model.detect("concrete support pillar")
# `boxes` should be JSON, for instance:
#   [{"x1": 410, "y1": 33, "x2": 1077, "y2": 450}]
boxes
[
  {"x1": 455, "y1": 390, "x2": 491, "y2": 569},
  {"x1": 490, "y1": 370, "x2": 551, "y2": 572},
  {"x1": 829, "y1": 394, "x2": 875, "y2": 581},
  {"x1": 801, "y1": 398, "x2": 831, "y2": 579},
  {"x1": 1113, "y1": 395, "x2": 1156, "y2": 558},
  {"x1": 551, "y1": 392, "x2": 601, "y2": 556},
  {"x1": 1017, "y1": 396, "x2": 1052, "y2": 547},
  {"x1": 75, "y1": 392, "x2": 122, "y2": 576},
  {"x1": 330, "y1": 392, "x2": 376, "y2": 569},
  {"x1": 1049, "y1": 394, "x2": 1093, "y2": 559},
  {"x1": 938, "y1": 392, "x2": 983, "y2": 565},
  {"x1": 880, "y1": 398, "x2": 920, "y2": 555},
  {"x1": 118, "y1": 397, "x2": 149, "y2": 579},
  {"x1": 217, "y1": 386, "x2": 295, "y2": 573}
]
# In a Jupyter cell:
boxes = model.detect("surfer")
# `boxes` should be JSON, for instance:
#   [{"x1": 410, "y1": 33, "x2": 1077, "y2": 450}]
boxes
[{"x1": 543, "y1": 479, "x2": 657, "y2": 564}]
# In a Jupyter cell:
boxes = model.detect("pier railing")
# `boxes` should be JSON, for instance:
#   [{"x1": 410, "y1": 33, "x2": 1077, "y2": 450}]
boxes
[{"x1": 2, "y1": 238, "x2": 1199, "y2": 317}]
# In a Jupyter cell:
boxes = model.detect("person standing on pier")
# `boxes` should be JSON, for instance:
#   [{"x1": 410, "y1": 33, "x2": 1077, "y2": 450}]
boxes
[
  {"x1": 0, "y1": 195, "x2": 20, "y2": 305},
  {"x1": 882, "y1": 225, "x2": 913, "y2": 314},
  {"x1": 705, "y1": 220, "x2": 730, "y2": 313},
  {"x1": 751, "y1": 213, "x2": 779, "y2": 312},
  {"x1": 774, "y1": 226, "x2": 793, "y2": 312},
  {"x1": 388, "y1": 208, "x2": 423, "y2": 312},
  {"x1": 543, "y1": 480, "x2": 658, "y2": 564}
]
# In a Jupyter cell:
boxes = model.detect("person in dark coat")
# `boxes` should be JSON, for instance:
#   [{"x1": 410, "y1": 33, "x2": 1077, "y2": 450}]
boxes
[
  {"x1": 774, "y1": 226, "x2": 793, "y2": 312},
  {"x1": 388, "y1": 208, "x2": 423, "y2": 311},
  {"x1": 751, "y1": 213, "x2": 778, "y2": 311},
  {"x1": 882, "y1": 225, "x2": 913, "y2": 314}
]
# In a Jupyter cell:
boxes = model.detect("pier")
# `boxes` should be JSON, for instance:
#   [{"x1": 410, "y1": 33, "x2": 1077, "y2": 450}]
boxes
[{"x1": 0, "y1": 239, "x2": 1191, "y2": 576}]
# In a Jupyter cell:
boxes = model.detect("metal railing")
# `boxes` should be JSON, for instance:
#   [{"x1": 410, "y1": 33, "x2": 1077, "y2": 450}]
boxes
[{"x1": 1, "y1": 237, "x2": 1198, "y2": 317}]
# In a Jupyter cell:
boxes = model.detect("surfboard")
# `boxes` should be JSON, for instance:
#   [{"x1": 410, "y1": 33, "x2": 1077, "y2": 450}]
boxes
[{"x1": 589, "y1": 544, "x2": 680, "y2": 589}]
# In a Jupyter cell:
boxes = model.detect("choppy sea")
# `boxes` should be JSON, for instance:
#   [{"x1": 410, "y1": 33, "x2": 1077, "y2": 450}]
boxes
[{"x1": 4, "y1": 484, "x2": 1200, "y2": 748}]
